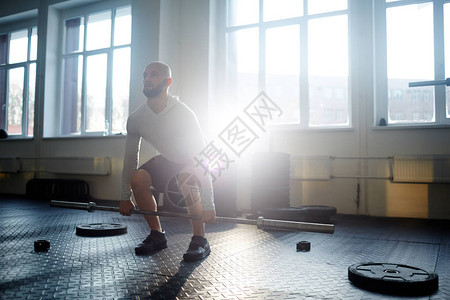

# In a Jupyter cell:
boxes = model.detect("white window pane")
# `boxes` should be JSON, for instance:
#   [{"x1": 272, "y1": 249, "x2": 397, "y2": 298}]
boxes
[
  {"x1": 62, "y1": 56, "x2": 83, "y2": 134},
  {"x1": 227, "y1": 28, "x2": 259, "y2": 107},
  {"x1": 86, "y1": 54, "x2": 107, "y2": 132},
  {"x1": 227, "y1": 0, "x2": 259, "y2": 27},
  {"x1": 266, "y1": 25, "x2": 300, "y2": 124},
  {"x1": 9, "y1": 30, "x2": 28, "y2": 64},
  {"x1": 114, "y1": 6, "x2": 132, "y2": 46},
  {"x1": 308, "y1": 15, "x2": 349, "y2": 126},
  {"x1": 308, "y1": 0, "x2": 347, "y2": 15},
  {"x1": 28, "y1": 63, "x2": 36, "y2": 136},
  {"x1": 445, "y1": 3, "x2": 450, "y2": 118},
  {"x1": 263, "y1": 0, "x2": 303, "y2": 21},
  {"x1": 86, "y1": 11, "x2": 111, "y2": 51},
  {"x1": 30, "y1": 27, "x2": 37, "y2": 61},
  {"x1": 64, "y1": 17, "x2": 84, "y2": 54},
  {"x1": 112, "y1": 47, "x2": 130, "y2": 132},
  {"x1": 8, "y1": 67, "x2": 24, "y2": 135},
  {"x1": 386, "y1": 3, "x2": 434, "y2": 123}
]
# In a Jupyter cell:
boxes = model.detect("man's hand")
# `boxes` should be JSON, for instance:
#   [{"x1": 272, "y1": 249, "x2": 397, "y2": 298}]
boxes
[
  {"x1": 202, "y1": 209, "x2": 216, "y2": 224},
  {"x1": 119, "y1": 200, "x2": 135, "y2": 216}
]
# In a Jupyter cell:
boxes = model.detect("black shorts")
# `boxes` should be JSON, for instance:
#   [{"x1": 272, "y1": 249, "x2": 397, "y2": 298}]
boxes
[{"x1": 138, "y1": 155, "x2": 186, "y2": 193}]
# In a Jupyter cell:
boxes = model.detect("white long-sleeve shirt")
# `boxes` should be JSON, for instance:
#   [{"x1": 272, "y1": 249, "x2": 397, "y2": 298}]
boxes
[{"x1": 121, "y1": 95, "x2": 214, "y2": 210}]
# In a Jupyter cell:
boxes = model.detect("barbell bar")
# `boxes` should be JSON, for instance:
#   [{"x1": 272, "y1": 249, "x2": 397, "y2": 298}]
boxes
[
  {"x1": 408, "y1": 78, "x2": 450, "y2": 87},
  {"x1": 50, "y1": 200, "x2": 334, "y2": 234}
]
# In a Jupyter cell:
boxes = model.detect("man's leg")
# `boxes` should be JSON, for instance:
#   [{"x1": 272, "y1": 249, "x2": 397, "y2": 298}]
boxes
[
  {"x1": 184, "y1": 197, "x2": 210, "y2": 261},
  {"x1": 187, "y1": 197, "x2": 205, "y2": 236},
  {"x1": 178, "y1": 172, "x2": 210, "y2": 261},
  {"x1": 177, "y1": 172, "x2": 205, "y2": 236},
  {"x1": 130, "y1": 169, "x2": 163, "y2": 232},
  {"x1": 130, "y1": 169, "x2": 167, "y2": 255}
]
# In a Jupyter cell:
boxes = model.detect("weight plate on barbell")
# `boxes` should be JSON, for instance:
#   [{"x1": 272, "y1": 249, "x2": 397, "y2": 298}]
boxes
[
  {"x1": 348, "y1": 262, "x2": 438, "y2": 296},
  {"x1": 165, "y1": 172, "x2": 202, "y2": 209},
  {"x1": 76, "y1": 223, "x2": 127, "y2": 237}
]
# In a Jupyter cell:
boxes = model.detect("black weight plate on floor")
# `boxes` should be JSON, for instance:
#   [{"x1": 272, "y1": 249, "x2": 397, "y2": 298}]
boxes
[
  {"x1": 296, "y1": 241, "x2": 310, "y2": 252},
  {"x1": 34, "y1": 240, "x2": 50, "y2": 252},
  {"x1": 348, "y1": 262, "x2": 439, "y2": 296},
  {"x1": 260, "y1": 206, "x2": 335, "y2": 223},
  {"x1": 300, "y1": 205, "x2": 337, "y2": 216},
  {"x1": 76, "y1": 223, "x2": 127, "y2": 237}
]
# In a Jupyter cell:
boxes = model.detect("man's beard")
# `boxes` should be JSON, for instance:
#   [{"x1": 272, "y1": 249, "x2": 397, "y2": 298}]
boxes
[{"x1": 143, "y1": 81, "x2": 166, "y2": 98}]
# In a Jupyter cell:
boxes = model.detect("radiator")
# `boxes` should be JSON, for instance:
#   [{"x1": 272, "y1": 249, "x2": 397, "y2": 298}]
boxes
[
  {"x1": 291, "y1": 156, "x2": 331, "y2": 180},
  {"x1": 0, "y1": 157, "x2": 20, "y2": 173},
  {"x1": 393, "y1": 155, "x2": 450, "y2": 183},
  {"x1": 40, "y1": 157, "x2": 111, "y2": 175}
]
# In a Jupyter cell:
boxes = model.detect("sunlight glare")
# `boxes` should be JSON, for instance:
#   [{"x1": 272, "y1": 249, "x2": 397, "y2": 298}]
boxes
[
  {"x1": 263, "y1": 0, "x2": 303, "y2": 21},
  {"x1": 308, "y1": 15, "x2": 348, "y2": 77},
  {"x1": 9, "y1": 30, "x2": 28, "y2": 64},
  {"x1": 386, "y1": 3, "x2": 434, "y2": 80},
  {"x1": 308, "y1": 0, "x2": 347, "y2": 15},
  {"x1": 86, "y1": 11, "x2": 111, "y2": 51},
  {"x1": 86, "y1": 54, "x2": 107, "y2": 132},
  {"x1": 114, "y1": 6, "x2": 132, "y2": 46},
  {"x1": 228, "y1": 0, "x2": 259, "y2": 26}
]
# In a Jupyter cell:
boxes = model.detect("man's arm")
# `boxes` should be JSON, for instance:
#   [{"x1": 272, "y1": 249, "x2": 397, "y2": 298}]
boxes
[{"x1": 121, "y1": 117, "x2": 141, "y2": 202}]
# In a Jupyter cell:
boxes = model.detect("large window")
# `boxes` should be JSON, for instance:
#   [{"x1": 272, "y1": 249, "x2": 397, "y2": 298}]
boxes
[
  {"x1": 0, "y1": 25, "x2": 37, "y2": 137},
  {"x1": 60, "y1": 3, "x2": 131, "y2": 136},
  {"x1": 225, "y1": 0, "x2": 349, "y2": 128},
  {"x1": 375, "y1": 0, "x2": 450, "y2": 126}
]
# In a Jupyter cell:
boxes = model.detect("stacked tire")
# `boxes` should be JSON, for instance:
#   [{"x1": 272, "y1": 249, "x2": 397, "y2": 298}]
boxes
[
  {"x1": 251, "y1": 152, "x2": 291, "y2": 212},
  {"x1": 251, "y1": 152, "x2": 337, "y2": 223}
]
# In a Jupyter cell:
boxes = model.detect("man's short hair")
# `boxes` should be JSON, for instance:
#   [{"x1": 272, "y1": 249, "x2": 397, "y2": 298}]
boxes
[{"x1": 148, "y1": 61, "x2": 172, "y2": 79}]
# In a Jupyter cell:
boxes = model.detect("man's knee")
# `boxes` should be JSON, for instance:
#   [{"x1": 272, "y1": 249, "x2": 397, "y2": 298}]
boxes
[{"x1": 130, "y1": 169, "x2": 152, "y2": 191}]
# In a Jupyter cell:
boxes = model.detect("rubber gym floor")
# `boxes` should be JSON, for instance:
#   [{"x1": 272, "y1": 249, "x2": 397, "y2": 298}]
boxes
[{"x1": 0, "y1": 196, "x2": 449, "y2": 299}]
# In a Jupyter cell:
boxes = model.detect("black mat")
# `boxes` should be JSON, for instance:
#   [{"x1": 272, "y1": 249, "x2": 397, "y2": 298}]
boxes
[{"x1": 0, "y1": 196, "x2": 448, "y2": 299}]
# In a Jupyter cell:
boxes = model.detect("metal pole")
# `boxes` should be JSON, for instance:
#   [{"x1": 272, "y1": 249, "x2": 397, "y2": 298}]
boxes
[
  {"x1": 50, "y1": 200, "x2": 200, "y2": 220},
  {"x1": 329, "y1": 156, "x2": 393, "y2": 160},
  {"x1": 408, "y1": 78, "x2": 450, "y2": 87},
  {"x1": 330, "y1": 175, "x2": 393, "y2": 180},
  {"x1": 50, "y1": 200, "x2": 334, "y2": 234}
]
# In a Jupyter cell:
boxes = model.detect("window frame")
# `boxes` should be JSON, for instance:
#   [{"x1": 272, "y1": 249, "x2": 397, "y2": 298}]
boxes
[
  {"x1": 0, "y1": 18, "x2": 38, "y2": 139},
  {"x1": 374, "y1": 0, "x2": 450, "y2": 128},
  {"x1": 222, "y1": 0, "x2": 351, "y2": 130},
  {"x1": 57, "y1": 0, "x2": 131, "y2": 137}
]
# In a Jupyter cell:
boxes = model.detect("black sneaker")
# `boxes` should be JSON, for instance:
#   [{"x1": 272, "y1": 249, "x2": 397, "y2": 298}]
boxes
[
  {"x1": 135, "y1": 230, "x2": 167, "y2": 255},
  {"x1": 183, "y1": 236, "x2": 210, "y2": 262}
]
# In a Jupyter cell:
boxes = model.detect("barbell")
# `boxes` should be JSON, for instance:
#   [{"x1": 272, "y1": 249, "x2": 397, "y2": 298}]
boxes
[{"x1": 50, "y1": 200, "x2": 334, "y2": 234}]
